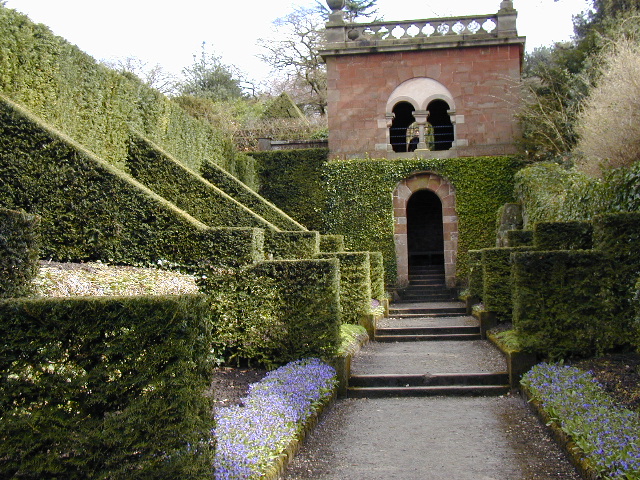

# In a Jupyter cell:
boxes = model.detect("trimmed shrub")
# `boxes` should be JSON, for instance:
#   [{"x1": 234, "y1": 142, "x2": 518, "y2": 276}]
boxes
[
  {"x1": 593, "y1": 212, "x2": 640, "y2": 323},
  {"x1": 0, "y1": 208, "x2": 40, "y2": 298},
  {"x1": 512, "y1": 250, "x2": 626, "y2": 358},
  {"x1": 126, "y1": 135, "x2": 275, "y2": 230},
  {"x1": 317, "y1": 252, "x2": 372, "y2": 325},
  {"x1": 0, "y1": 95, "x2": 263, "y2": 268},
  {"x1": 369, "y1": 252, "x2": 386, "y2": 302},
  {"x1": 0, "y1": 295, "x2": 215, "y2": 479},
  {"x1": 323, "y1": 156, "x2": 522, "y2": 284},
  {"x1": 481, "y1": 247, "x2": 530, "y2": 320},
  {"x1": 320, "y1": 234, "x2": 345, "y2": 253},
  {"x1": 506, "y1": 230, "x2": 534, "y2": 247},
  {"x1": 265, "y1": 231, "x2": 320, "y2": 260},
  {"x1": 199, "y1": 259, "x2": 341, "y2": 368},
  {"x1": 467, "y1": 249, "x2": 484, "y2": 300},
  {"x1": 533, "y1": 221, "x2": 593, "y2": 250},
  {"x1": 0, "y1": 5, "x2": 256, "y2": 184},
  {"x1": 251, "y1": 148, "x2": 329, "y2": 231},
  {"x1": 200, "y1": 156, "x2": 305, "y2": 232},
  {"x1": 514, "y1": 162, "x2": 609, "y2": 228}
]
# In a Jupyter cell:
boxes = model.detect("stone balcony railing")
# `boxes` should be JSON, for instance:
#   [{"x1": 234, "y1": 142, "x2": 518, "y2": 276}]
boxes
[{"x1": 322, "y1": 1, "x2": 521, "y2": 54}]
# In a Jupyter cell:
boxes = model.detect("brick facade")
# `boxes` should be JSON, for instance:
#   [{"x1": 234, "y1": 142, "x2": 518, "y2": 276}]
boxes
[{"x1": 325, "y1": 44, "x2": 523, "y2": 159}]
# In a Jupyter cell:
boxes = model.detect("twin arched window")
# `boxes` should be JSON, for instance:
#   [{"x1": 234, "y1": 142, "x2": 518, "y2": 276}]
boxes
[{"x1": 390, "y1": 100, "x2": 454, "y2": 153}]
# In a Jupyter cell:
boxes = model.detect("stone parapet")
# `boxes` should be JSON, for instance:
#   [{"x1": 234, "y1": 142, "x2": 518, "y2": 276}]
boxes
[{"x1": 321, "y1": 3, "x2": 524, "y2": 59}]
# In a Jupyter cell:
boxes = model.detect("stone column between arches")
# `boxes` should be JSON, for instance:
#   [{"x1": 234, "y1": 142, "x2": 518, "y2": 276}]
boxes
[{"x1": 393, "y1": 173, "x2": 458, "y2": 288}]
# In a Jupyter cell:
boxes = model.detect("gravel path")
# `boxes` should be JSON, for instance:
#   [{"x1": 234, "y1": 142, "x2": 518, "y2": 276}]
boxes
[{"x1": 282, "y1": 395, "x2": 582, "y2": 480}]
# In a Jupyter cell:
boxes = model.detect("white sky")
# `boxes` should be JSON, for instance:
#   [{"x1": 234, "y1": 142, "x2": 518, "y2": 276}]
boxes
[{"x1": 4, "y1": 0, "x2": 593, "y2": 87}]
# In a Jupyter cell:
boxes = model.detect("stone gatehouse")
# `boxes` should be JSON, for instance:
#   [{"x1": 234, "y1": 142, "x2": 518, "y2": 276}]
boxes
[{"x1": 320, "y1": 0, "x2": 525, "y2": 160}]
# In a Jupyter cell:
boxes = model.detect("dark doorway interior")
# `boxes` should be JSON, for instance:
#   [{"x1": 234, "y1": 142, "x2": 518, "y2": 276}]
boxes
[
  {"x1": 390, "y1": 102, "x2": 415, "y2": 153},
  {"x1": 427, "y1": 99, "x2": 454, "y2": 151},
  {"x1": 407, "y1": 189, "x2": 444, "y2": 269}
]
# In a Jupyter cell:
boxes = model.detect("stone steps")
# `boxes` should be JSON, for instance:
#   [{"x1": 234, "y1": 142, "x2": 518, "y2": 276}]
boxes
[{"x1": 347, "y1": 373, "x2": 511, "y2": 398}]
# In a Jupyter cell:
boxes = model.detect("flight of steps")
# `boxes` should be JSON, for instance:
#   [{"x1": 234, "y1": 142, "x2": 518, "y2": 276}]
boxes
[{"x1": 347, "y1": 265, "x2": 510, "y2": 398}]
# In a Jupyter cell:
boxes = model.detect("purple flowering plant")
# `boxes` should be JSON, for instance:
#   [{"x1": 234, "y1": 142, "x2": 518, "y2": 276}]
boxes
[
  {"x1": 522, "y1": 363, "x2": 640, "y2": 480},
  {"x1": 213, "y1": 358, "x2": 337, "y2": 479}
]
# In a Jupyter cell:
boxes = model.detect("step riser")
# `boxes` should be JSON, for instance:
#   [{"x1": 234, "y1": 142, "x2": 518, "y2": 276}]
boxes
[
  {"x1": 349, "y1": 373, "x2": 510, "y2": 387},
  {"x1": 389, "y1": 309, "x2": 467, "y2": 315},
  {"x1": 375, "y1": 334, "x2": 482, "y2": 342},
  {"x1": 377, "y1": 327, "x2": 479, "y2": 335},
  {"x1": 346, "y1": 386, "x2": 511, "y2": 398}
]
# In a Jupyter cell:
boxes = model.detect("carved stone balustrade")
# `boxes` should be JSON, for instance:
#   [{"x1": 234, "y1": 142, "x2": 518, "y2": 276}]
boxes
[{"x1": 323, "y1": 4, "x2": 521, "y2": 55}]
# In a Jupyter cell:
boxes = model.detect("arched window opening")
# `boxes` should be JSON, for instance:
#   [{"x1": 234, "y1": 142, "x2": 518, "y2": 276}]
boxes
[
  {"x1": 407, "y1": 189, "x2": 444, "y2": 270},
  {"x1": 390, "y1": 102, "x2": 415, "y2": 153},
  {"x1": 427, "y1": 99, "x2": 454, "y2": 151}
]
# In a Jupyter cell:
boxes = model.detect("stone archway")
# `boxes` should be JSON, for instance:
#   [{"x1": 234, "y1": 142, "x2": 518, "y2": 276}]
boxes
[{"x1": 393, "y1": 172, "x2": 458, "y2": 288}]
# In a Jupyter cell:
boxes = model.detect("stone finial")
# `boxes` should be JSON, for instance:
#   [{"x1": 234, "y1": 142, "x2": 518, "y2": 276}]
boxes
[
  {"x1": 499, "y1": 0, "x2": 515, "y2": 12},
  {"x1": 326, "y1": 0, "x2": 346, "y2": 25},
  {"x1": 327, "y1": 0, "x2": 345, "y2": 11}
]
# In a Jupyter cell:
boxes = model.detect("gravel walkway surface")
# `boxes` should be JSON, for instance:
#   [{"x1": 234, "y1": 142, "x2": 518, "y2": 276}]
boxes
[{"x1": 282, "y1": 395, "x2": 582, "y2": 480}]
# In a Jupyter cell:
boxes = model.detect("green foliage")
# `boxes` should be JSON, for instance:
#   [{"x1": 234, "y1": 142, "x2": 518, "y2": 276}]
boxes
[
  {"x1": 488, "y1": 328, "x2": 526, "y2": 355},
  {"x1": 506, "y1": 230, "x2": 534, "y2": 247},
  {"x1": 369, "y1": 251, "x2": 386, "y2": 302},
  {"x1": 262, "y1": 92, "x2": 305, "y2": 119},
  {"x1": 0, "y1": 295, "x2": 216, "y2": 479},
  {"x1": 466, "y1": 249, "x2": 484, "y2": 300},
  {"x1": 514, "y1": 163, "x2": 610, "y2": 227},
  {"x1": 337, "y1": 324, "x2": 369, "y2": 356},
  {"x1": 533, "y1": 221, "x2": 593, "y2": 250},
  {"x1": 593, "y1": 212, "x2": 640, "y2": 326},
  {"x1": 199, "y1": 259, "x2": 341, "y2": 368},
  {"x1": 126, "y1": 134, "x2": 275, "y2": 230},
  {"x1": 0, "y1": 95, "x2": 264, "y2": 267},
  {"x1": 265, "y1": 231, "x2": 320, "y2": 259},
  {"x1": 179, "y1": 43, "x2": 244, "y2": 101},
  {"x1": 0, "y1": 5, "x2": 256, "y2": 184},
  {"x1": 481, "y1": 247, "x2": 531, "y2": 320},
  {"x1": 200, "y1": 158, "x2": 306, "y2": 232},
  {"x1": 511, "y1": 250, "x2": 626, "y2": 358},
  {"x1": 316, "y1": 252, "x2": 372, "y2": 325},
  {"x1": 0, "y1": 208, "x2": 40, "y2": 298},
  {"x1": 251, "y1": 148, "x2": 329, "y2": 230},
  {"x1": 323, "y1": 156, "x2": 522, "y2": 283},
  {"x1": 319, "y1": 234, "x2": 345, "y2": 252}
]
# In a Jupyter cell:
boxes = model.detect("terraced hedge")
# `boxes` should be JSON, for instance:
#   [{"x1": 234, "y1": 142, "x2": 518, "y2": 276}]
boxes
[
  {"x1": 0, "y1": 4, "x2": 254, "y2": 184},
  {"x1": 0, "y1": 95, "x2": 263, "y2": 267}
]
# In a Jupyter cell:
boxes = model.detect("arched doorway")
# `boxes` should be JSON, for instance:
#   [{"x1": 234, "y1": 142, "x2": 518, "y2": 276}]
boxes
[
  {"x1": 407, "y1": 190, "x2": 444, "y2": 271},
  {"x1": 393, "y1": 172, "x2": 458, "y2": 287}
]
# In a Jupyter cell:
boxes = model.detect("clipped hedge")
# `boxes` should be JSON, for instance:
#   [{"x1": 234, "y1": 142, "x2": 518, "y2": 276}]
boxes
[
  {"x1": 506, "y1": 230, "x2": 534, "y2": 247},
  {"x1": 199, "y1": 259, "x2": 341, "y2": 368},
  {"x1": 251, "y1": 148, "x2": 329, "y2": 231},
  {"x1": 317, "y1": 252, "x2": 372, "y2": 325},
  {"x1": 593, "y1": 212, "x2": 640, "y2": 323},
  {"x1": 0, "y1": 295, "x2": 215, "y2": 479},
  {"x1": 0, "y1": 4, "x2": 255, "y2": 184},
  {"x1": 511, "y1": 251, "x2": 627, "y2": 358},
  {"x1": 265, "y1": 231, "x2": 320, "y2": 260},
  {"x1": 369, "y1": 252, "x2": 386, "y2": 302},
  {"x1": 200, "y1": 157, "x2": 305, "y2": 232},
  {"x1": 126, "y1": 134, "x2": 275, "y2": 230},
  {"x1": 0, "y1": 95, "x2": 263, "y2": 267},
  {"x1": 320, "y1": 234, "x2": 345, "y2": 253},
  {"x1": 467, "y1": 249, "x2": 484, "y2": 300},
  {"x1": 533, "y1": 221, "x2": 593, "y2": 251},
  {"x1": 481, "y1": 247, "x2": 531, "y2": 320},
  {"x1": 0, "y1": 208, "x2": 40, "y2": 298},
  {"x1": 323, "y1": 156, "x2": 522, "y2": 284}
]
